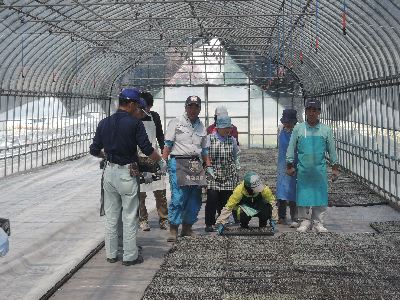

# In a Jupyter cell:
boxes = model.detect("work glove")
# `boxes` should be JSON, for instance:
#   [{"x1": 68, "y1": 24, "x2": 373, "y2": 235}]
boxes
[
  {"x1": 142, "y1": 172, "x2": 153, "y2": 184},
  {"x1": 270, "y1": 220, "x2": 277, "y2": 233},
  {"x1": 235, "y1": 156, "x2": 241, "y2": 171},
  {"x1": 206, "y1": 166, "x2": 216, "y2": 179},
  {"x1": 216, "y1": 224, "x2": 225, "y2": 235},
  {"x1": 157, "y1": 158, "x2": 168, "y2": 174}
]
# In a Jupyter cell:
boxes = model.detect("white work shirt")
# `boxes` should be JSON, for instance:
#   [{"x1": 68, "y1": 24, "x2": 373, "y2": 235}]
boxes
[{"x1": 165, "y1": 114, "x2": 209, "y2": 156}]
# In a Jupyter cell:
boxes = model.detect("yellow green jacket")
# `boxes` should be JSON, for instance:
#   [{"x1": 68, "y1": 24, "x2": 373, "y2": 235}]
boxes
[{"x1": 216, "y1": 182, "x2": 278, "y2": 225}]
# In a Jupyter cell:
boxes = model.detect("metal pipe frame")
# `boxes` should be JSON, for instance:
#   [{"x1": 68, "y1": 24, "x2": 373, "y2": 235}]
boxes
[
  {"x1": 318, "y1": 81, "x2": 400, "y2": 207},
  {"x1": 1, "y1": 0, "x2": 250, "y2": 7},
  {"x1": 27, "y1": 13, "x2": 313, "y2": 23},
  {"x1": 0, "y1": 0, "x2": 400, "y2": 193}
]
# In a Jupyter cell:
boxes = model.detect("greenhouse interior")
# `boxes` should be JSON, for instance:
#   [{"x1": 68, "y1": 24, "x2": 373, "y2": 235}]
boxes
[{"x1": 0, "y1": 0, "x2": 400, "y2": 299}]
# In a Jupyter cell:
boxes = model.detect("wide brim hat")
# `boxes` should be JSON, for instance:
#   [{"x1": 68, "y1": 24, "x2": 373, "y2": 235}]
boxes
[{"x1": 280, "y1": 108, "x2": 298, "y2": 123}]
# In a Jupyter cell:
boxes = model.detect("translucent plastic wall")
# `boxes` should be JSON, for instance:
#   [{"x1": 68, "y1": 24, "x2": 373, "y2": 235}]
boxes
[
  {"x1": 0, "y1": 93, "x2": 109, "y2": 178},
  {"x1": 319, "y1": 78, "x2": 400, "y2": 207}
]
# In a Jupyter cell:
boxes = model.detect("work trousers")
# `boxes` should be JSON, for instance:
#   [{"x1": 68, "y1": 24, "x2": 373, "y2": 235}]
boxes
[
  {"x1": 139, "y1": 190, "x2": 168, "y2": 224},
  {"x1": 277, "y1": 200, "x2": 298, "y2": 221},
  {"x1": 205, "y1": 189, "x2": 232, "y2": 226},
  {"x1": 298, "y1": 206, "x2": 327, "y2": 222},
  {"x1": 103, "y1": 163, "x2": 139, "y2": 262},
  {"x1": 240, "y1": 202, "x2": 272, "y2": 228}
]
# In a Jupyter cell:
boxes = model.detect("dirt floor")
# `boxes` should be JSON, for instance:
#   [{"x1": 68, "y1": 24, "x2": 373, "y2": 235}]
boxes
[
  {"x1": 141, "y1": 149, "x2": 400, "y2": 300},
  {"x1": 239, "y1": 148, "x2": 389, "y2": 207},
  {"x1": 49, "y1": 149, "x2": 400, "y2": 300},
  {"x1": 143, "y1": 232, "x2": 400, "y2": 299}
]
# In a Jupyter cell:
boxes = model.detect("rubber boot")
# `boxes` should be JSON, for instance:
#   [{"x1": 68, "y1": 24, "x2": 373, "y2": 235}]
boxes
[
  {"x1": 167, "y1": 224, "x2": 179, "y2": 242},
  {"x1": 181, "y1": 224, "x2": 196, "y2": 237}
]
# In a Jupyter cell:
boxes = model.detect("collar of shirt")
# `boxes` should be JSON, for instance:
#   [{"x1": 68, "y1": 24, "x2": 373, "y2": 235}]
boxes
[
  {"x1": 306, "y1": 121, "x2": 321, "y2": 129},
  {"x1": 184, "y1": 113, "x2": 200, "y2": 128},
  {"x1": 214, "y1": 131, "x2": 229, "y2": 142}
]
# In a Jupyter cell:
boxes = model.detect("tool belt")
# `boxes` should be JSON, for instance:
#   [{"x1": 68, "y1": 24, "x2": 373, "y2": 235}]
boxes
[
  {"x1": 139, "y1": 173, "x2": 162, "y2": 184},
  {"x1": 128, "y1": 162, "x2": 140, "y2": 177},
  {"x1": 170, "y1": 155, "x2": 199, "y2": 160},
  {"x1": 138, "y1": 156, "x2": 159, "y2": 173}
]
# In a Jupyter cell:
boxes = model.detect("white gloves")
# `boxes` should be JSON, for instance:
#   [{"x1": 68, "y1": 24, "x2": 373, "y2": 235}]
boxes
[
  {"x1": 142, "y1": 172, "x2": 153, "y2": 184},
  {"x1": 206, "y1": 166, "x2": 216, "y2": 179},
  {"x1": 235, "y1": 156, "x2": 241, "y2": 170}
]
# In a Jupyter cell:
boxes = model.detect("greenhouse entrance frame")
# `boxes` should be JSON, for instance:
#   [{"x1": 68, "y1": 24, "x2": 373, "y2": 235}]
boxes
[{"x1": 155, "y1": 83, "x2": 282, "y2": 149}]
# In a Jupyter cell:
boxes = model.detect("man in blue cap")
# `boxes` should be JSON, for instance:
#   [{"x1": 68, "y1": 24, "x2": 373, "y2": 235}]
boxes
[
  {"x1": 90, "y1": 88, "x2": 167, "y2": 266},
  {"x1": 286, "y1": 98, "x2": 339, "y2": 233}
]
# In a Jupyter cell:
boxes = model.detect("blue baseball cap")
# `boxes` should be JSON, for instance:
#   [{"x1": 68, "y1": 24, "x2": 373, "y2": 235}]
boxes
[
  {"x1": 305, "y1": 98, "x2": 321, "y2": 110},
  {"x1": 119, "y1": 88, "x2": 147, "y2": 109},
  {"x1": 216, "y1": 115, "x2": 232, "y2": 129}
]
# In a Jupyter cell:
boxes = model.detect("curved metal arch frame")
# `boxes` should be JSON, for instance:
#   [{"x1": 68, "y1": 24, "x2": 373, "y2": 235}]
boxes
[{"x1": 0, "y1": 0, "x2": 398, "y2": 98}]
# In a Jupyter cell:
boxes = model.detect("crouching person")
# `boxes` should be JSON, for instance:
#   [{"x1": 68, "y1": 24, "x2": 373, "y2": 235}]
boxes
[{"x1": 215, "y1": 171, "x2": 278, "y2": 234}]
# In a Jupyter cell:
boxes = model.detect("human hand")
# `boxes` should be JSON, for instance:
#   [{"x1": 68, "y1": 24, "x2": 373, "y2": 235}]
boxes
[
  {"x1": 270, "y1": 220, "x2": 277, "y2": 233},
  {"x1": 216, "y1": 224, "x2": 225, "y2": 235},
  {"x1": 286, "y1": 166, "x2": 296, "y2": 176},
  {"x1": 157, "y1": 158, "x2": 168, "y2": 174},
  {"x1": 206, "y1": 166, "x2": 216, "y2": 179},
  {"x1": 331, "y1": 169, "x2": 339, "y2": 182}
]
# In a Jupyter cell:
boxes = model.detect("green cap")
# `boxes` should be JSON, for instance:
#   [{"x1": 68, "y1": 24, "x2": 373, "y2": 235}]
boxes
[{"x1": 243, "y1": 171, "x2": 265, "y2": 193}]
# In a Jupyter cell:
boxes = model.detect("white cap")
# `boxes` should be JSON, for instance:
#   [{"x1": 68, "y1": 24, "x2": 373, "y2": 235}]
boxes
[{"x1": 215, "y1": 105, "x2": 228, "y2": 116}]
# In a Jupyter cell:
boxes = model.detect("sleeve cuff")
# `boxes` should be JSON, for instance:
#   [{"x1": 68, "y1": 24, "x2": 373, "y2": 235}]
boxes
[{"x1": 165, "y1": 140, "x2": 174, "y2": 148}]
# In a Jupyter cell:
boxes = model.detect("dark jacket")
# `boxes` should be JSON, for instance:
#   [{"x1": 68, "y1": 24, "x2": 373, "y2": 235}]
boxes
[
  {"x1": 90, "y1": 109, "x2": 154, "y2": 165},
  {"x1": 141, "y1": 111, "x2": 165, "y2": 150}
]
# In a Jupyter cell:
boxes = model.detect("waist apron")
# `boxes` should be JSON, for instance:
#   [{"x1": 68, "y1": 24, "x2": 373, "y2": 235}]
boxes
[
  {"x1": 138, "y1": 115, "x2": 166, "y2": 192},
  {"x1": 276, "y1": 129, "x2": 297, "y2": 201},
  {"x1": 296, "y1": 134, "x2": 328, "y2": 206},
  {"x1": 175, "y1": 157, "x2": 207, "y2": 186},
  {"x1": 207, "y1": 134, "x2": 238, "y2": 190}
]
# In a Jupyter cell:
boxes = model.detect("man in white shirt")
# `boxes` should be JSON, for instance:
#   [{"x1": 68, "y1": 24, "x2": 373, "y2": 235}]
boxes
[{"x1": 162, "y1": 96, "x2": 212, "y2": 242}]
